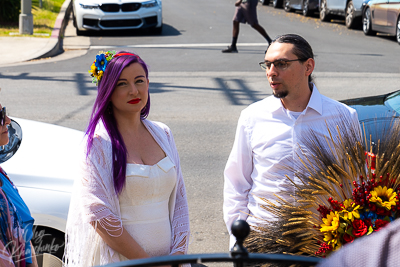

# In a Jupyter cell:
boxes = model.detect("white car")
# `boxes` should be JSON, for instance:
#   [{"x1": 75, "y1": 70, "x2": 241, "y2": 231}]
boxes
[
  {"x1": 0, "y1": 118, "x2": 84, "y2": 263},
  {"x1": 72, "y1": 0, "x2": 163, "y2": 35}
]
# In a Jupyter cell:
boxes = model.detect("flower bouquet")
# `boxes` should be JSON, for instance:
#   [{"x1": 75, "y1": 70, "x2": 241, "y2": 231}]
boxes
[{"x1": 244, "y1": 113, "x2": 400, "y2": 258}]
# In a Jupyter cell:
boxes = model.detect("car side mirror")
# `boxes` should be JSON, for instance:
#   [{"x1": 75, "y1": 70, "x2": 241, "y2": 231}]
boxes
[{"x1": 0, "y1": 119, "x2": 22, "y2": 164}]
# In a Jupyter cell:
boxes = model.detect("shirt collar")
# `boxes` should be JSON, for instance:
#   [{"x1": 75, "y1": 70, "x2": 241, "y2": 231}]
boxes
[
  {"x1": 306, "y1": 83, "x2": 323, "y2": 115},
  {"x1": 269, "y1": 96, "x2": 285, "y2": 113},
  {"x1": 269, "y1": 83, "x2": 323, "y2": 115}
]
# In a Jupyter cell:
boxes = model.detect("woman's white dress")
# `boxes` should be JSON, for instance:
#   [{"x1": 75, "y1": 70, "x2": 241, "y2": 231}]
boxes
[
  {"x1": 64, "y1": 120, "x2": 190, "y2": 266},
  {"x1": 118, "y1": 156, "x2": 177, "y2": 260}
]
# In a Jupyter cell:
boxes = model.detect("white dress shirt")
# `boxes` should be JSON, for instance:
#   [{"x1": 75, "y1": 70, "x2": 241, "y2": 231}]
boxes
[{"x1": 223, "y1": 84, "x2": 359, "y2": 248}]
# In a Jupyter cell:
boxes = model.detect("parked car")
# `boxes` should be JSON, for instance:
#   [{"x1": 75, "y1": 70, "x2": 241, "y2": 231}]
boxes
[
  {"x1": 340, "y1": 90, "x2": 400, "y2": 147},
  {"x1": 283, "y1": 0, "x2": 319, "y2": 16},
  {"x1": 319, "y1": 0, "x2": 368, "y2": 28},
  {"x1": 362, "y1": 0, "x2": 400, "y2": 44},
  {"x1": 72, "y1": 0, "x2": 163, "y2": 35},
  {"x1": 0, "y1": 118, "x2": 84, "y2": 263}
]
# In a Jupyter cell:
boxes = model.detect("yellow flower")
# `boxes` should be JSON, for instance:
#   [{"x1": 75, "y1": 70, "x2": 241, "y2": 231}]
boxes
[
  {"x1": 89, "y1": 63, "x2": 96, "y2": 75},
  {"x1": 323, "y1": 231, "x2": 341, "y2": 249},
  {"x1": 340, "y1": 199, "x2": 361, "y2": 221},
  {"x1": 97, "y1": 70, "x2": 103, "y2": 81},
  {"x1": 369, "y1": 186, "x2": 398, "y2": 210},
  {"x1": 88, "y1": 63, "x2": 103, "y2": 81},
  {"x1": 332, "y1": 239, "x2": 342, "y2": 251},
  {"x1": 320, "y1": 211, "x2": 340, "y2": 232}
]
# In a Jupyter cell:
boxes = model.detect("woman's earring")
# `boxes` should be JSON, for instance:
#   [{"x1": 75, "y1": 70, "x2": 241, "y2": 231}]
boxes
[{"x1": 108, "y1": 105, "x2": 112, "y2": 114}]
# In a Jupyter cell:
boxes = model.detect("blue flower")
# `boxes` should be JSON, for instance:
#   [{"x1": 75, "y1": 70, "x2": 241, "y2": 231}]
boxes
[
  {"x1": 360, "y1": 211, "x2": 377, "y2": 220},
  {"x1": 95, "y1": 53, "x2": 108, "y2": 72}
]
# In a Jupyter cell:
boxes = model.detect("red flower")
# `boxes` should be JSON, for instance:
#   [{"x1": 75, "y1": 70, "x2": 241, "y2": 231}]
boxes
[
  {"x1": 343, "y1": 233, "x2": 354, "y2": 243},
  {"x1": 376, "y1": 207, "x2": 387, "y2": 216},
  {"x1": 364, "y1": 218, "x2": 372, "y2": 228},
  {"x1": 352, "y1": 219, "x2": 368, "y2": 237},
  {"x1": 375, "y1": 219, "x2": 390, "y2": 231}
]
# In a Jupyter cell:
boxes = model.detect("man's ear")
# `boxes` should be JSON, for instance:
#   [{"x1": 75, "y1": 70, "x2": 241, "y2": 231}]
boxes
[{"x1": 305, "y1": 58, "x2": 315, "y2": 76}]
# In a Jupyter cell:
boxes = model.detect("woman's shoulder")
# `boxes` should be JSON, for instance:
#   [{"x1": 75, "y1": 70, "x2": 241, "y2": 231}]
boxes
[
  {"x1": 85, "y1": 129, "x2": 112, "y2": 159},
  {"x1": 143, "y1": 119, "x2": 171, "y2": 133}
]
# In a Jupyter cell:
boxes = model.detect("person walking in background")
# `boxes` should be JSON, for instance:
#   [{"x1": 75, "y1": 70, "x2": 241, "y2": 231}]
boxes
[
  {"x1": 64, "y1": 51, "x2": 190, "y2": 266},
  {"x1": 222, "y1": 0, "x2": 272, "y2": 53},
  {"x1": 223, "y1": 34, "x2": 360, "y2": 248}
]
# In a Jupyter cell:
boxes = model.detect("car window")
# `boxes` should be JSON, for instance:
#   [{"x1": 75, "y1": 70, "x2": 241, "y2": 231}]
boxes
[{"x1": 385, "y1": 91, "x2": 400, "y2": 114}]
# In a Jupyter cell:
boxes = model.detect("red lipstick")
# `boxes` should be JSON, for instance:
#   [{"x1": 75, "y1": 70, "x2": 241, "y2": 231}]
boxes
[{"x1": 128, "y1": 98, "x2": 141, "y2": 104}]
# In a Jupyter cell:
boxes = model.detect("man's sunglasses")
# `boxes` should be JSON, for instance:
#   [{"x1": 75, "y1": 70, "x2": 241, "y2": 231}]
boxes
[{"x1": 0, "y1": 107, "x2": 6, "y2": 126}]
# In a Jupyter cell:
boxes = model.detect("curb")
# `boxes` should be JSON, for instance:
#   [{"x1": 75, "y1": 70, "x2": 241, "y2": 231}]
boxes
[{"x1": 33, "y1": 0, "x2": 72, "y2": 60}]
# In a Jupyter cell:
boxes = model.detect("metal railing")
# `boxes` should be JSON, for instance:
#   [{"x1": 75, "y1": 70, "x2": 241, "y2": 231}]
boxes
[{"x1": 101, "y1": 220, "x2": 321, "y2": 267}]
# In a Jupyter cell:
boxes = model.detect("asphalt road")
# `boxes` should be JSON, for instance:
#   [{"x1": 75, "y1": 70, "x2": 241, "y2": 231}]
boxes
[{"x1": 0, "y1": 0, "x2": 400, "y2": 262}]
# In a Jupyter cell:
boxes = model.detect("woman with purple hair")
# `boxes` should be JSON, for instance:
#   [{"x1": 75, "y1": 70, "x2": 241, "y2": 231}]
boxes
[{"x1": 64, "y1": 51, "x2": 190, "y2": 266}]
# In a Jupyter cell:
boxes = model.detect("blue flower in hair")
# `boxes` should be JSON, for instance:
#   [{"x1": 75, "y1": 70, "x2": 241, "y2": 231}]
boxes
[
  {"x1": 95, "y1": 53, "x2": 108, "y2": 72},
  {"x1": 88, "y1": 50, "x2": 116, "y2": 85}
]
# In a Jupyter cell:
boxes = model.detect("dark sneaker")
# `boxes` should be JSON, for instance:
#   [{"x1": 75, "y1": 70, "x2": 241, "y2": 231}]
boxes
[{"x1": 222, "y1": 46, "x2": 238, "y2": 53}]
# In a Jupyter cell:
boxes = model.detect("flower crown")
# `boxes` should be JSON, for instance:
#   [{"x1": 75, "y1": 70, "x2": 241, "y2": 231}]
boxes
[{"x1": 88, "y1": 51, "x2": 139, "y2": 86}]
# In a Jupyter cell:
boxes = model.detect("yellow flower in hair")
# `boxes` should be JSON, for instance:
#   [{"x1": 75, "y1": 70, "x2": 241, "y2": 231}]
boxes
[
  {"x1": 340, "y1": 199, "x2": 360, "y2": 221},
  {"x1": 97, "y1": 70, "x2": 104, "y2": 81},
  {"x1": 89, "y1": 63, "x2": 96, "y2": 75},
  {"x1": 369, "y1": 186, "x2": 398, "y2": 210}
]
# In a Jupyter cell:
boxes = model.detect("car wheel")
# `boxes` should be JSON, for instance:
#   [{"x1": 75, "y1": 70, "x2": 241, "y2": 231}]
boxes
[
  {"x1": 284, "y1": 0, "x2": 292, "y2": 12},
  {"x1": 320, "y1": 0, "x2": 331, "y2": 21},
  {"x1": 72, "y1": 11, "x2": 77, "y2": 28},
  {"x1": 397, "y1": 16, "x2": 400, "y2": 45},
  {"x1": 302, "y1": 0, "x2": 310, "y2": 16},
  {"x1": 73, "y1": 14, "x2": 84, "y2": 36},
  {"x1": 260, "y1": 0, "x2": 270, "y2": 5},
  {"x1": 273, "y1": 0, "x2": 283, "y2": 8},
  {"x1": 345, "y1": 1, "x2": 356, "y2": 28},
  {"x1": 31, "y1": 226, "x2": 65, "y2": 261},
  {"x1": 363, "y1": 7, "x2": 376, "y2": 35},
  {"x1": 76, "y1": 28, "x2": 84, "y2": 36}
]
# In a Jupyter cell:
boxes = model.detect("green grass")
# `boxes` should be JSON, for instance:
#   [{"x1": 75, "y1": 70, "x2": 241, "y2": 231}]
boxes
[{"x1": 0, "y1": 0, "x2": 65, "y2": 37}]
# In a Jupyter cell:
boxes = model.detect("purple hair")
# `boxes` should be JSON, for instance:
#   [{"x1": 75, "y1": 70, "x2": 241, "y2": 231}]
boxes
[{"x1": 85, "y1": 51, "x2": 150, "y2": 195}]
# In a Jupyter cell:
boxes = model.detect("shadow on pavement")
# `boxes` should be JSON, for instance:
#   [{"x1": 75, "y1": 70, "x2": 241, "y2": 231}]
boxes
[{"x1": 78, "y1": 23, "x2": 181, "y2": 37}]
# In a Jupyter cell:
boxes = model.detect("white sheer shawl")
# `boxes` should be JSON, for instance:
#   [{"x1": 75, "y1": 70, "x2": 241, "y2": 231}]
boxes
[{"x1": 64, "y1": 119, "x2": 190, "y2": 266}]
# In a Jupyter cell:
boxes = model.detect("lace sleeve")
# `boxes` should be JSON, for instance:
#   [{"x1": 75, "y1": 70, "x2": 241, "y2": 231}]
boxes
[
  {"x1": 164, "y1": 128, "x2": 191, "y2": 255},
  {"x1": 80, "y1": 136, "x2": 123, "y2": 236},
  {"x1": 65, "y1": 134, "x2": 123, "y2": 266}
]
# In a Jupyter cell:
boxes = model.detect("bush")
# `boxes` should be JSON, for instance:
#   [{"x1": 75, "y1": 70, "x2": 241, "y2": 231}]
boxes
[{"x1": 0, "y1": 0, "x2": 20, "y2": 23}]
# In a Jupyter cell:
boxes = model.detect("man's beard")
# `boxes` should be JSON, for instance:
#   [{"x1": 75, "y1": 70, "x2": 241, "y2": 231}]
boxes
[{"x1": 273, "y1": 90, "x2": 288, "y2": 99}]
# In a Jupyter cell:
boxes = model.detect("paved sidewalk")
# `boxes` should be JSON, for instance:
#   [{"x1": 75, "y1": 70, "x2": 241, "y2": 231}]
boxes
[{"x1": 0, "y1": 0, "x2": 88, "y2": 67}]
